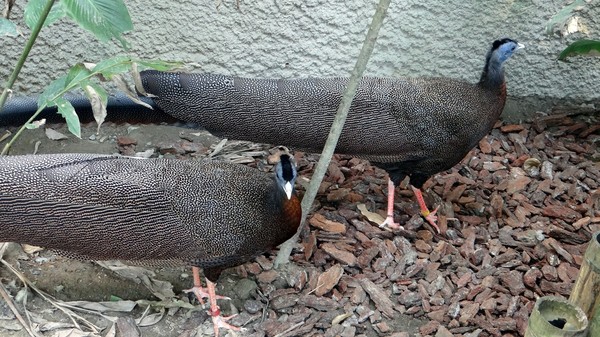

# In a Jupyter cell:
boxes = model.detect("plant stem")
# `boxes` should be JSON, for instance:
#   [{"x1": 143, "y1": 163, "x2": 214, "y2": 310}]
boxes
[
  {"x1": 1, "y1": 59, "x2": 133, "y2": 155},
  {"x1": 274, "y1": 0, "x2": 392, "y2": 267},
  {"x1": 0, "y1": 0, "x2": 55, "y2": 114}
]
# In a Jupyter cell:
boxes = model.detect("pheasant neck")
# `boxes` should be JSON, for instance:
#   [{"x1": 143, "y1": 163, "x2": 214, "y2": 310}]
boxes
[{"x1": 479, "y1": 57, "x2": 505, "y2": 90}]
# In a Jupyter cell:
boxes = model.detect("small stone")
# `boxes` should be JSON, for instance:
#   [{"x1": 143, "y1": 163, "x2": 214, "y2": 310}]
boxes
[
  {"x1": 116, "y1": 135, "x2": 137, "y2": 146},
  {"x1": 233, "y1": 279, "x2": 258, "y2": 300},
  {"x1": 244, "y1": 299, "x2": 263, "y2": 314}
]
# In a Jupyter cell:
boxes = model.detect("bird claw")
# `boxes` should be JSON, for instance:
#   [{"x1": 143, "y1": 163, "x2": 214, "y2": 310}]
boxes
[
  {"x1": 379, "y1": 215, "x2": 404, "y2": 230},
  {"x1": 211, "y1": 313, "x2": 243, "y2": 337},
  {"x1": 184, "y1": 286, "x2": 231, "y2": 306},
  {"x1": 422, "y1": 205, "x2": 441, "y2": 233}
]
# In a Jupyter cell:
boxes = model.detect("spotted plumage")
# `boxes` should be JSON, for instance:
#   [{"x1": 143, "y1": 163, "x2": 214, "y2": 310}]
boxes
[
  {"x1": 0, "y1": 153, "x2": 300, "y2": 276},
  {"x1": 140, "y1": 39, "x2": 522, "y2": 231},
  {"x1": 0, "y1": 153, "x2": 300, "y2": 335}
]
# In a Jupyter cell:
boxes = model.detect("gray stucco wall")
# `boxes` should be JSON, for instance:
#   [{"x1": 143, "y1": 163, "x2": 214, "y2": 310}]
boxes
[{"x1": 2, "y1": 0, "x2": 599, "y2": 120}]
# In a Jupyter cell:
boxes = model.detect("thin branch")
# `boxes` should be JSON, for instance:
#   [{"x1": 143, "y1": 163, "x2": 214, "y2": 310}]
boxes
[
  {"x1": 274, "y1": 0, "x2": 392, "y2": 267},
  {"x1": 0, "y1": 0, "x2": 55, "y2": 113},
  {"x1": 0, "y1": 283, "x2": 37, "y2": 337}
]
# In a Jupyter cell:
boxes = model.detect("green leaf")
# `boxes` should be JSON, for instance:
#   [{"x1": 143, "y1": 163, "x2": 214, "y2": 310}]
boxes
[
  {"x1": 91, "y1": 55, "x2": 132, "y2": 78},
  {"x1": 545, "y1": 0, "x2": 585, "y2": 35},
  {"x1": 38, "y1": 75, "x2": 68, "y2": 108},
  {"x1": 65, "y1": 63, "x2": 92, "y2": 88},
  {"x1": 0, "y1": 18, "x2": 19, "y2": 37},
  {"x1": 110, "y1": 295, "x2": 124, "y2": 302},
  {"x1": 136, "y1": 60, "x2": 185, "y2": 71},
  {"x1": 62, "y1": 0, "x2": 133, "y2": 48},
  {"x1": 54, "y1": 97, "x2": 81, "y2": 138},
  {"x1": 24, "y1": 0, "x2": 66, "y2": 29},
  {"x1": 559, "y1": 40, "x2": 600, "y2": 60}
]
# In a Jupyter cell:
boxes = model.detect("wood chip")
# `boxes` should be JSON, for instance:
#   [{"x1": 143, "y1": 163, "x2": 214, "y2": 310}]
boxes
[
  {"x1": 309, "y1": 213, "x2": 347, "y2": 234},
  {"x1": 315, "y1": 264, "x2": 344, "y2": 296},
  {"x1": 358, "y1": 278, "x2": 395, "y2": 318}
]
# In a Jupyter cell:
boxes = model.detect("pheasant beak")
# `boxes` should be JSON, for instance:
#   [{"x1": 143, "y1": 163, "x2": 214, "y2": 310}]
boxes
[
  {"x1": 517, "y1": 43, "x2": 525, "y2": 50},
  {"x1": 284, "y1": 182, "x2": 293, "y2": 200}
]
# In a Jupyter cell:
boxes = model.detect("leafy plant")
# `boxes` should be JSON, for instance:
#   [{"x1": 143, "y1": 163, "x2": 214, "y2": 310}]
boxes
[
  {"x1": 545, "y1": 0, "x2": 600, "y2": 61},
  {"x1": 558, "y1": 39, "x2": 600, "y2": 61},
  {"x1": 0, "y1": 0, "x2": 180, "y2": 155}
]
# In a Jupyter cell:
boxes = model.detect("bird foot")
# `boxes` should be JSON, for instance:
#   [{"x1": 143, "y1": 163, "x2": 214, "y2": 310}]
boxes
[
  {"x1": 422, "y1": 206, "x2": 440, "y2": 233},
  {"x1": 379, "y1": 215, "x2": 404, "y2": 230},
  {"x1": 210, "y1": 312, "x2": 243, "y2": 337},
  {"x1": 184, "y1": 286, "x2": 231, "y2": 306}
]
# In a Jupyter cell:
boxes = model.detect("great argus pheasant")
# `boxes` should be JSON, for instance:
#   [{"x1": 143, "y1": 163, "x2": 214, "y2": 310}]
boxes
[
  {"x1": 0, "y1": 153, "x2": 301, "y2": 336},
  {"x1": 145, "y1": 38, "x2": 521, "y2": 232}
]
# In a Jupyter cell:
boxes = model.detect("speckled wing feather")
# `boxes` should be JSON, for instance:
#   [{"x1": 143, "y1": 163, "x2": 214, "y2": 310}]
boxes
[
  {"x1": 141, "y1": 71, "x2": 504, "y2": 178},
  {"x1": 0, "y1": 154, "x2": 296, "y2": 270}
]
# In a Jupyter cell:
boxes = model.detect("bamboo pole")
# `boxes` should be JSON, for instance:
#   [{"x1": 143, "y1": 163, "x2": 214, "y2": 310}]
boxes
[
  {"x1": 569, "y1": 231, "x2": 600, "y2": 320},
  {"x1": 590, "y1": 305, "x2": 599, "y2": 337},
  {"x1": 525, "y1": 296, "x2": 588, "y2": 337}
]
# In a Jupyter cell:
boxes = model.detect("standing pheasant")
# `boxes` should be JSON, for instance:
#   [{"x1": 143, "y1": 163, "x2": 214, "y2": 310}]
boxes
[
  {"x1": 0, "y1": 153, "x2": 301, "y2": 336},
  {"x1": 140, "y1": 38, "x2": 522, "y2": 232}
]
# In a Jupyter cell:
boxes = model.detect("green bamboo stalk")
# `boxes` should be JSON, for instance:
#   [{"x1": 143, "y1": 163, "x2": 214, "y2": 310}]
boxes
[
  {"x1": 525, "y1": 296, "x2": 588, "y2": 337},
  {"x1": 569, "y1": 231, "x2": 600, "y2": 320}
]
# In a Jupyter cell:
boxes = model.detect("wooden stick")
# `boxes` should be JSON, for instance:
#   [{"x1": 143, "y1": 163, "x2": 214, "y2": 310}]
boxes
[
  {"x1": 525, "y1": 296, "x2": 587, "y2": 337},
  {"x1": 569, "y1": 231, "x2": 600, "y2": 319}
]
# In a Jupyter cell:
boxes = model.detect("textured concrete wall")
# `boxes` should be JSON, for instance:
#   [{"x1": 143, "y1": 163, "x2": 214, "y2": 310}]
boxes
[{"x1": 2, "y1": 0, "x2": 599, "y2": 118}]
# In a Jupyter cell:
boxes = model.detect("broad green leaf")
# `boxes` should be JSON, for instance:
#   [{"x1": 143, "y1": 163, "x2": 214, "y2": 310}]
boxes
[
  {"x1": 62, "y1": 0, "x2": 133, "y2": 48},
  {"x1": 0, "y1": 18, "x2": 18, "y2": 37},
  {"x1": 24, "y1": 0, "x2": 66, "y2": 29},
  {"x1": 38, "y1": 75, "x2": 68, "y2": 108},
  {"x1": 545, "y1": 0, "x2": 585, "y2": 35},
  {"x1": 65, "y1": 63, "x2": 92, "y2": 88},
  {"x1": 54, "y1": 97, "x2": 81, "y2": 138},
  {"x1": 136, "y1": 60, "x2": 185, "y2": 71},
  {"x1": 82, "y1": 82, "x2": 108, "y2": 133},
  {"x1": 559, "y1": 40, "x2": 600, "y2": 60},
  {"x1": 92, "y1": 55, "x2": 132, "y2": 78}
]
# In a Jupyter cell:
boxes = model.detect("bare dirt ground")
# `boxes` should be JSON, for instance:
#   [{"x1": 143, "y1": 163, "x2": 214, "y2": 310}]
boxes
[{"x1": 0, "y1": 110, "x2": 598, "y2": 337}]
